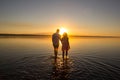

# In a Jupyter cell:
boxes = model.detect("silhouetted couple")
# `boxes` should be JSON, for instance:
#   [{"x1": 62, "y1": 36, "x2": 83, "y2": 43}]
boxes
[{"x1": 52, "y1": 29, "x2": 70, "y2": 59}]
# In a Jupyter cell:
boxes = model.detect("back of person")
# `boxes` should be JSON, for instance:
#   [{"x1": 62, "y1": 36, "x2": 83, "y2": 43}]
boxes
[
  {"x1": 52, "y1": 29, "x2": 61, "y2": 58},
  {"x1": 52, "y1": 33, "x2": 61, "y2": 47},
  {"x1": 61, "y1": 32, "x2": 70, "y2": 59},
  {"x1": 61, "y1": 33, "x2": 70, "y2": 51}
]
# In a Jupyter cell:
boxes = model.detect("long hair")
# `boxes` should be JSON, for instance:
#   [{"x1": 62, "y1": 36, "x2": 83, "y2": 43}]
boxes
[{"x1": 63, "y1": 32, "x2": 68, "y2": 38}]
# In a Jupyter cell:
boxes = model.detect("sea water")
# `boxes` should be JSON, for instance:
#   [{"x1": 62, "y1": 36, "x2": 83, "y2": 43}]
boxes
[{"x1": 0, "y1": 37, "x2": 120, "y2": 80}]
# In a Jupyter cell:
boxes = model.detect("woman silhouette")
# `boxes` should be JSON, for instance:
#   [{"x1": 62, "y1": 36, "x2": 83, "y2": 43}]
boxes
[{"x1": 61, "y1": 32, "x2": 70, "y2": 59}]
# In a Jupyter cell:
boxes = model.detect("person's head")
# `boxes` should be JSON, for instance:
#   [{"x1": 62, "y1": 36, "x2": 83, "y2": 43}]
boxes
[
  {"x1": 56, "y1": 29, "x2": 60, "y2": 33},
  {"x1": 63, "y1": 32, "x2": 68, "y2": 37}
]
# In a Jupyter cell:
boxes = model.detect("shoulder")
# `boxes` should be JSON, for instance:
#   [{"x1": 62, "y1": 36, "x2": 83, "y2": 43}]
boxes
[
  {"x1": 66, "y1": 37, "x2": 69, "y2": 41},
  {"x1": 52, "y1": 33, "x2": 55, "y2": 35},
  {"x1": 61, "y1": 37, "x2": 64, "y2": 40},
  {"x1": 58, "y1": 34, "x2": 61, "y2": 37},
  {"x1": 52, "y1": 33, "x2": 56, "y2": 36},
  {"x1": 56, "y1": 33, "x2": 61, "y2": 37}
]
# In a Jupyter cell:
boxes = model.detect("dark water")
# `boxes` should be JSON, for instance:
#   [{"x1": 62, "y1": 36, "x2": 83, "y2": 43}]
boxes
[{"x1": 0, "y1": 37, "x2": 120, "y2": 80}]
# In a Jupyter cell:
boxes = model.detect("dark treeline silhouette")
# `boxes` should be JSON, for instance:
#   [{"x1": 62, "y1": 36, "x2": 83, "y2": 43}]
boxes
[
  {"x1": 0, "y1": 33, "x2": 50, "y2": 38},
  {"x1": 0, "y1": 33, "x2": 120, "y2": 38}
]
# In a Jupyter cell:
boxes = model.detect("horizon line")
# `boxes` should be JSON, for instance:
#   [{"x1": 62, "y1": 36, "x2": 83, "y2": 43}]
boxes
[{"x1": 0, "y1": 33, "x2": 120, "y2": 38}]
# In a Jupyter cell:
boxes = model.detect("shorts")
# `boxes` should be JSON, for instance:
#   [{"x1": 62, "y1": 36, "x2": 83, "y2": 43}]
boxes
[{"x1": 53, "y1": 44, "x2": 59, "y2": 48}]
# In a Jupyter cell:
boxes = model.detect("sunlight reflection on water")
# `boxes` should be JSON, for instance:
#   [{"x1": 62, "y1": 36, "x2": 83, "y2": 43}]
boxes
[{"x1": 0, "y1": 37, "x2": 120, "y2": 80}]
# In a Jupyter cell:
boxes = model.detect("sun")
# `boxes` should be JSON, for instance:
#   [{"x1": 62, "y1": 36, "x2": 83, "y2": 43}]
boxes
[{"x1": 60, "y1": 27, "x2": 67, "y2": 35}]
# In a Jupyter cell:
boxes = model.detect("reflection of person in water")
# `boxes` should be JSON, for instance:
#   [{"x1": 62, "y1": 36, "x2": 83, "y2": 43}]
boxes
[
  {"x1": 50, "y1": 57, "x2": 71, "y2": 80},
  {"x1": 61, "y1": 32, "x2": 70, "y2": 59},
  {"x1": 52, "y1": 29, "x2": 61, "y2": 58}
]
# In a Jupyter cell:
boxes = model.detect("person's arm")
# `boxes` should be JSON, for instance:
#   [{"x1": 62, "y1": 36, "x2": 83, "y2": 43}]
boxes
[
  {"x1": 59, "y1": 34, "x2": 62, "y2": 41},
  {"x1": 61, "y1": 38, "x2": 63, "y2": 44},
  {"x1": 68, "y1": 38, "x2": 70, "y2": 49}
]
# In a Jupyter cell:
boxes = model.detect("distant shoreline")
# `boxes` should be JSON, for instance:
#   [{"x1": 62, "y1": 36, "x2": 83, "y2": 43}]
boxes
[{"x1": 0, "y1": 34, "x2": 120, "y2": 38}]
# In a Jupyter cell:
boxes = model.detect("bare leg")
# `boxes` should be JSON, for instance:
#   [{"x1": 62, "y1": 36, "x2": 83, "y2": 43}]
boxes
[
  {"x1": 54, "y1": 48, "x2": 58, "y2": 58},
  {"x1": 66, "y1": 50, "x2": 68, "y2": 58},
  {"x1": 62, "y1": 50, "x2": 65, "y2": 60},
  {"x1": 54, "y1": 56, "x2": 57, "y2": 64}
]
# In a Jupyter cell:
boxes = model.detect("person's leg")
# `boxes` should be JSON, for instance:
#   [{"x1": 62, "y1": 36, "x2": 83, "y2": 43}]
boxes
[
  {"x1": 53, "y1": 44, "x2": 58, "y2": 58},
  {"x1": 54, "y1": 48, "x2": 56, "y2": 55},
  {"x1": 66, "y1": 50, "x2": 68, "y2": 58},
  {"x1": 54, "y1": 48, "x2": 58, "y2": 58},
  {"x1": 56, "y1": 48, "x2": 58, "y2": 57},
  {"x1": 54, "y1": 55, "x2": 57, "y2": 63},
  {"x1": 62, "y1": 50, "x2": 65, "y2": 60}
]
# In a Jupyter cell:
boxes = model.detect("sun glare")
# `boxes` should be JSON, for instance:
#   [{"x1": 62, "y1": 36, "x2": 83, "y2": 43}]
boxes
[{"x1": 60, "y1": 27, "x2": 67, "y2": 35}]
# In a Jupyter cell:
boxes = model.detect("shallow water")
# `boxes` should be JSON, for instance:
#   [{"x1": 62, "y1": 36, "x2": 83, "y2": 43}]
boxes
[{"x1": 0, "y1": 37, "x2": 120, "y2": 80}]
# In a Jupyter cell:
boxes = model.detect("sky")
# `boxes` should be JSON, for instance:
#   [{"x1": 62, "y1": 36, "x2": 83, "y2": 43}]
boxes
[{"x1": 0, "y1": 0, "x2": 120, "y2": 36}]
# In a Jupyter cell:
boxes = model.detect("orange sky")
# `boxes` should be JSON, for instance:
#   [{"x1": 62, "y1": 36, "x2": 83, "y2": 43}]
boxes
[{"x1": 0, "y1": 0, "x2": 120, "y2": 36}]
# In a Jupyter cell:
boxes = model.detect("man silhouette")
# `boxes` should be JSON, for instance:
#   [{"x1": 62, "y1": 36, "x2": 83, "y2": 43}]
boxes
[{"x1": 52, "y1": 29, "x2": 61, "y2": 58}]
